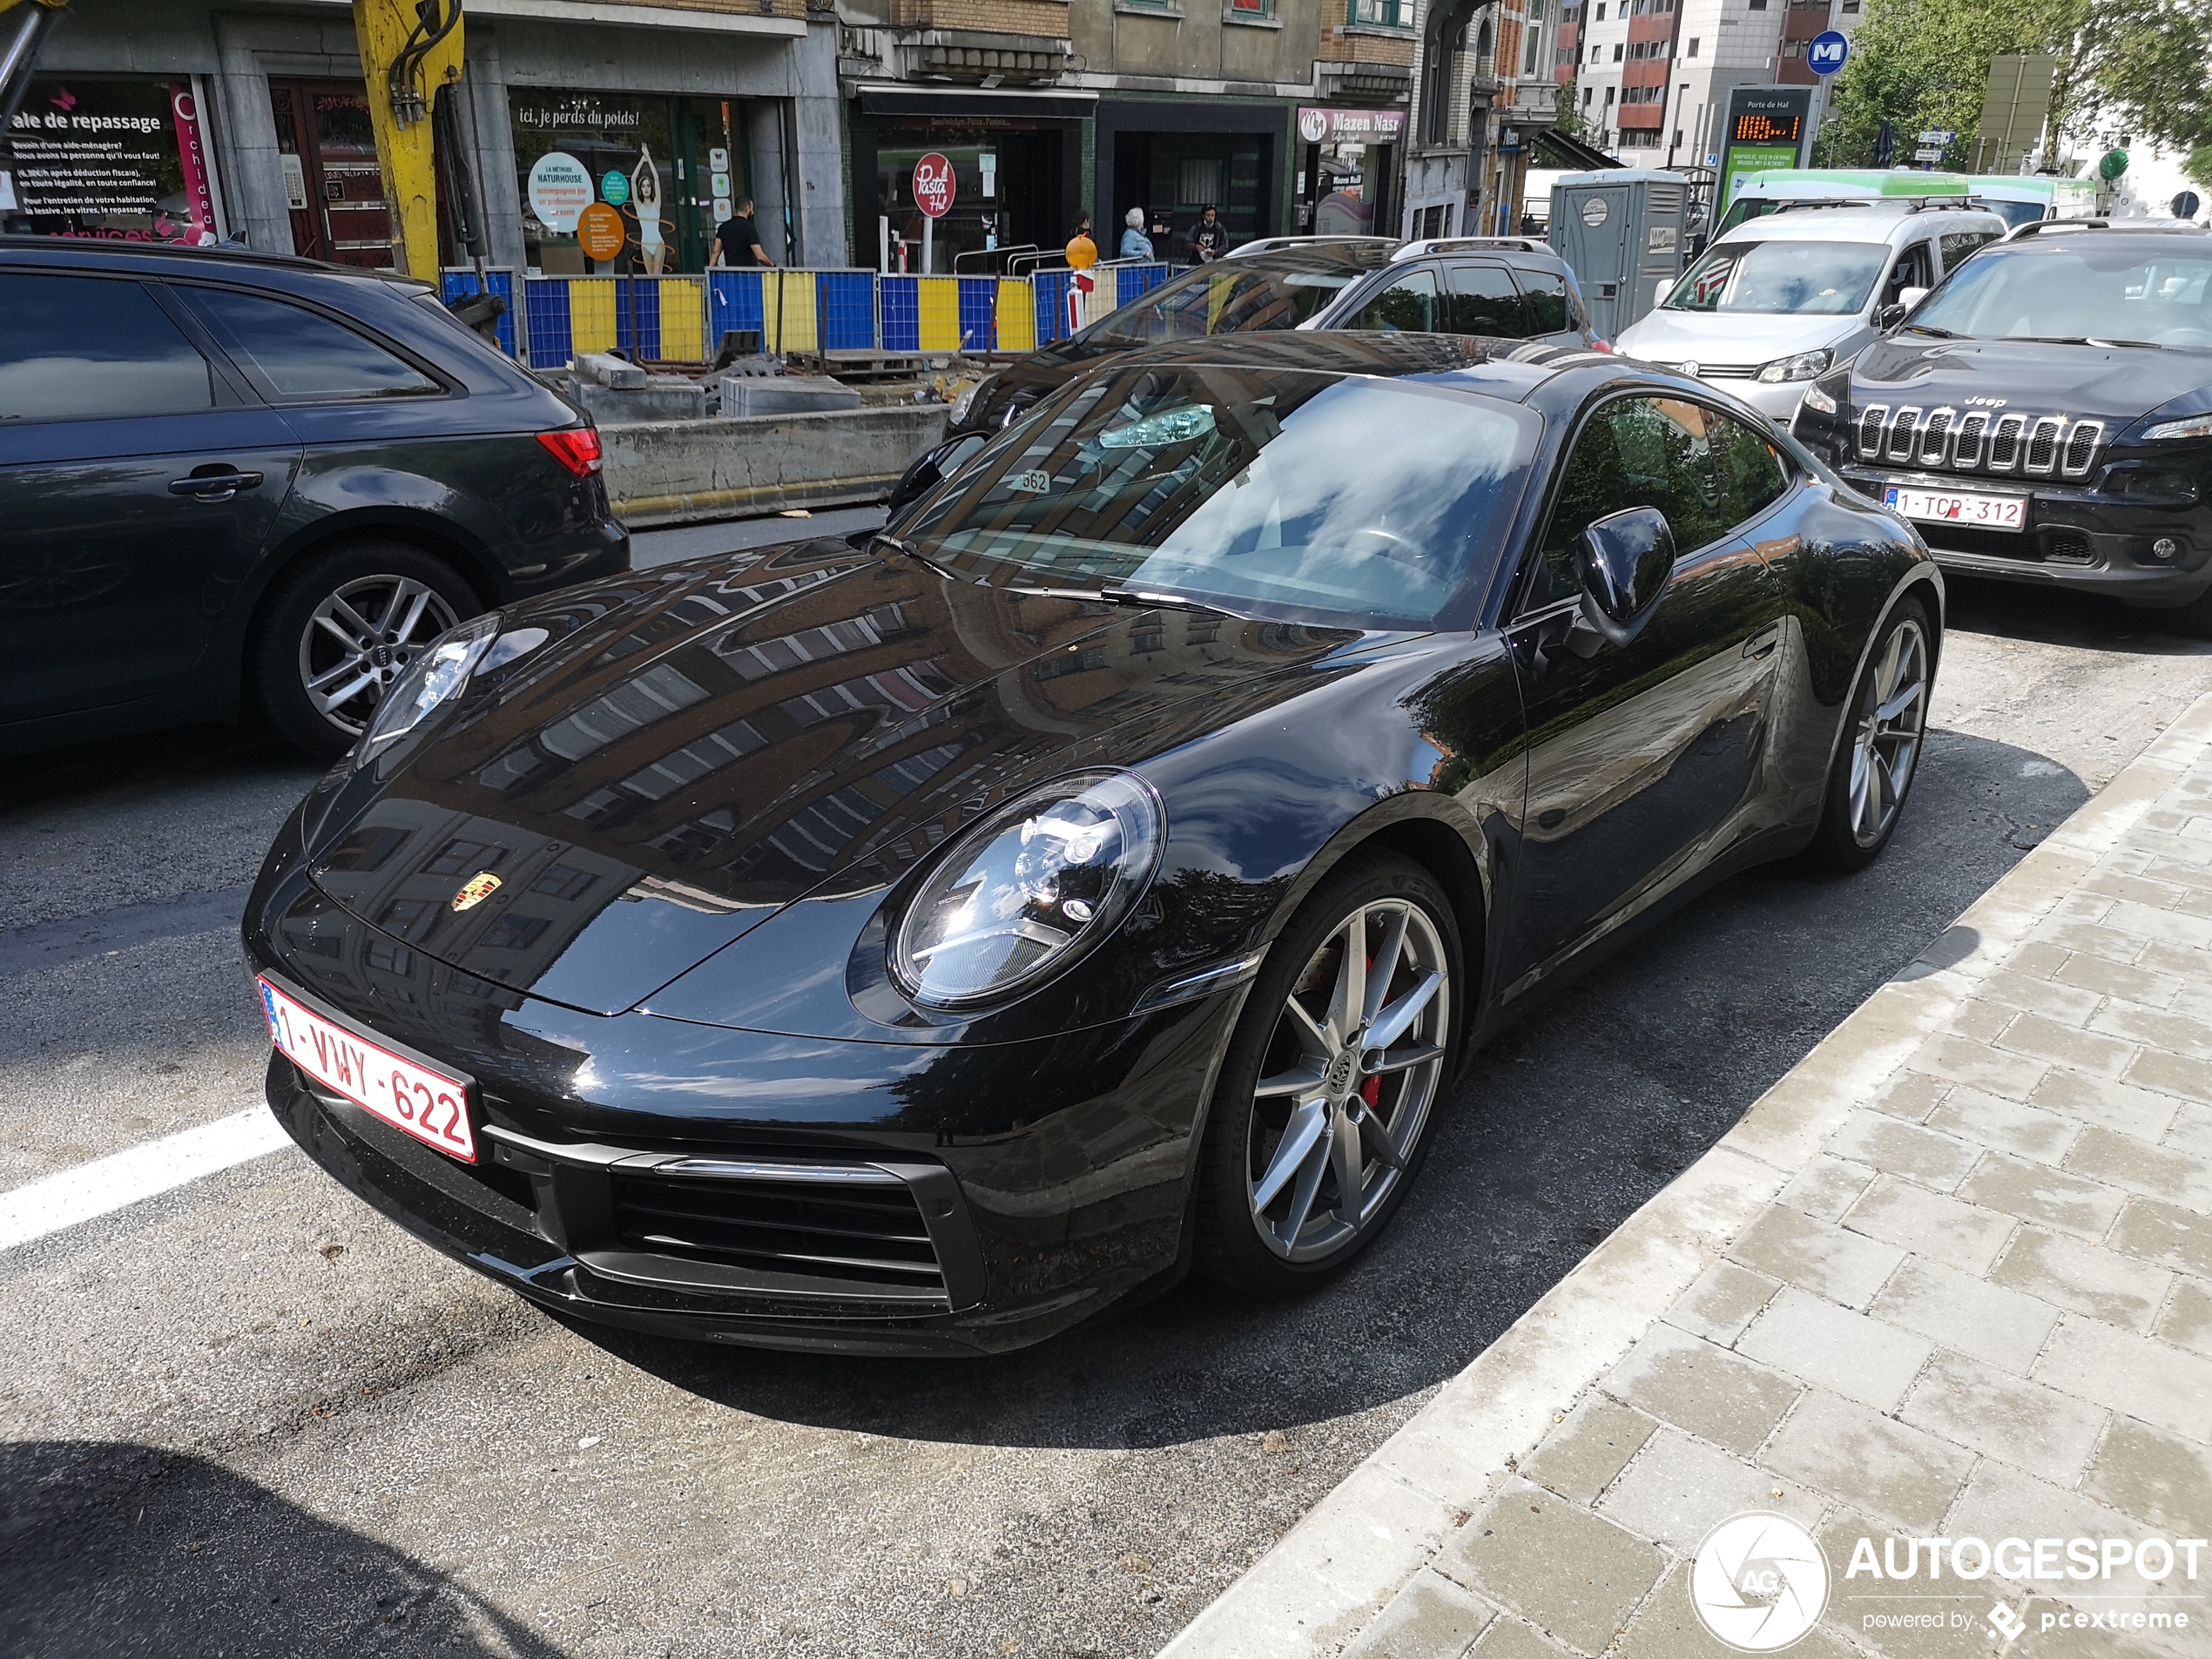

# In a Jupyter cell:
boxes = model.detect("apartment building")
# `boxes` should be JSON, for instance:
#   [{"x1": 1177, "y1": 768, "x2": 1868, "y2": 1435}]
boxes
[{"x1": 1400, "y1": 0, "x2": 1561, "y2": 238}]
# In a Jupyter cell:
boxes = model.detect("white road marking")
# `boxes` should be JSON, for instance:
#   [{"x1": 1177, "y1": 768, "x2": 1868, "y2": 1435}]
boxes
[{"x1": 0, "y1": 1108, "x2": 294, "y2": 1254}]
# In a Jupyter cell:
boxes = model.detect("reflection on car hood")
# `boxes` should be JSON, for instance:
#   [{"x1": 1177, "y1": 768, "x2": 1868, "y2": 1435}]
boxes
[
  {"x1": 306, "y1": 541, "x2": 1359, "y2": 1016},
  {"x1": 1849, "y1": 334, "x2": 2212, "y2": 422},
  {"x1": 1617, "y1": 309, "x2": 1862, "y2": 368}
]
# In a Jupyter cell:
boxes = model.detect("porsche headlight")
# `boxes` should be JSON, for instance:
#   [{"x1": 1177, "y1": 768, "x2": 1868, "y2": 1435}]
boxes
[
  {"x1": 356, "y1": 616, "x2": 549, "y2": 765},
  {"x1": 1757, "y1": 348, "x2": 1834, "y2": 384},
  {"x1": 892, "y1": 772, "x2": 1163, "y2": 1008}
]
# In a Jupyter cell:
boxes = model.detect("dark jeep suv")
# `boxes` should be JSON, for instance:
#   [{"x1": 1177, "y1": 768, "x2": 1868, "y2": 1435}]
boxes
[
  {"x1": 0, "y1": 238, "x2": 630, "y2": 759},
  {"x1": 1791, "y1": 223, "x2": 2212, "y2": 633}
]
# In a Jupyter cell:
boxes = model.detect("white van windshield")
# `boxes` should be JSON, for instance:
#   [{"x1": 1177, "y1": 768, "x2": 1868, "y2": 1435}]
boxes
[{"x1": 1663, "y1": 239, "x2": 1889, "y2": 315}]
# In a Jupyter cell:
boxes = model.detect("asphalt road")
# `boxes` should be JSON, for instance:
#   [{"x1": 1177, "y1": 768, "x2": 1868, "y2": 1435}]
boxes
[{"x1": 3, "y1": 530, "x2": 2209, "y2": 1659}]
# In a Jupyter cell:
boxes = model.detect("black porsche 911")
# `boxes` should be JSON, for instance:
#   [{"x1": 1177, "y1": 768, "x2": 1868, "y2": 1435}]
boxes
[{"x1": 244, "y1": 332, "x2": 1942, "y2": 1355}]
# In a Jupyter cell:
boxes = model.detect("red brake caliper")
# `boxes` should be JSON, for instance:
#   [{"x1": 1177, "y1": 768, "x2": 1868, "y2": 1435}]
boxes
[{"x1": 1359, "y1": 949, "x2": 1383, "y2": 1108}]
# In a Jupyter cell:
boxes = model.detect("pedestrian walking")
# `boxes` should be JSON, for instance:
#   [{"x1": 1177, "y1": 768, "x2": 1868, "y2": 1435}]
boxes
[{"x1": 710, "y1": 196, "x2": 777, "y2": 267}]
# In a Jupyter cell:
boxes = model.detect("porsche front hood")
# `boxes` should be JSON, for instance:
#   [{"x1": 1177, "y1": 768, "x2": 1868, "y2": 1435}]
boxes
[{"x1": 306, "y1": 541, "x2": 1356, "y2": 1016}]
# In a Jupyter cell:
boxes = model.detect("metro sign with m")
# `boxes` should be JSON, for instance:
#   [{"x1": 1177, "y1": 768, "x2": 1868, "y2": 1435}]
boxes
[{"x1": 1808, "y1": 30, "x2": 1850, "y2": 73}]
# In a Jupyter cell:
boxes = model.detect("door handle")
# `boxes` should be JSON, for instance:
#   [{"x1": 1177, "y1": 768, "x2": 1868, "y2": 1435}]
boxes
[
  {"x1": 169, "y1": 469, "x2": 265, "y2": 502},
  {"x1": 1743, "y1": 623, "x2": 1782, "y2": 661}
]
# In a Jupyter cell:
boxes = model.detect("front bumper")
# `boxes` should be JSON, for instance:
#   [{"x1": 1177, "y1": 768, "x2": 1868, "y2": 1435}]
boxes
[
  {"x1": 1712, "y1": 376, "x2": 1811, "y2": 423},
  {"x1": 1838, "y1": 466, "x2": 2212, "y2": 607},
  {"x1": 245, "y1": 817, "x2": 1237, "y2": 1354}
]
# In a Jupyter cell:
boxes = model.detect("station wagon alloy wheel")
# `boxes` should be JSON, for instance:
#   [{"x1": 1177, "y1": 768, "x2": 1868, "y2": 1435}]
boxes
[
  {"x1": 299, "y1": 575, "x2": 464, "y2": 738},
  {"x1": 1848, "y1": 616, "x2": 1928, "y2": 848},
  {"x1": 1247, "y1": 896, "x2": 1452, "y2": 1263}
]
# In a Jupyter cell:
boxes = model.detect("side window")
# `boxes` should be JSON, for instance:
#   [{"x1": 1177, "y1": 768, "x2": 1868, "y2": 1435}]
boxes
[
  {"x1": 1521, "y1": 398, "x2": 1789, "y2": 612},
  {"x1": 1441, "y1": 264, "x2": 1531, "y2": 336},
  {"x1": 180, "y1": 287, "x2": 440, "y2": 401},
  {"x1": 1883, "y1": 243, "x2": 1934, "y2": 304},
  {"x1": 1514, "y1": 266, "x2": 1575, "y2": 335},
  {"x1": 0, "y1": 274, "x2": 214, "y2": 423},
  {"x1": 1347, "y1": 268, "x2": 1438, "y2": 332},
  {"x1": 1939, "y1": 230, "x2": 1997, "y2": 273}
]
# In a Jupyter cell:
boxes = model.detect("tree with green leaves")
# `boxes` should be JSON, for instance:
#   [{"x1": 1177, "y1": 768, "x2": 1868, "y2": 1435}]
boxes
[{"x1": 1811, "y1": 0, "x2": 2209, "y2": 174}]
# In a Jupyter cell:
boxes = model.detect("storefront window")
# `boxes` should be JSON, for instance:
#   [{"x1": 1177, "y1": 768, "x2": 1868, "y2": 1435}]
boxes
[
  {"x1": 874, "y1": 120, "x2": 1059, "y2": 275},
  {"x1": 511, "y1": 91, "x2": 749, "y2": 275},
  {"x1": 3, "y1": 77, "x2": 221, "y2": 245},
  {"x1": 1297, "y1": 108, "x2": 1403, "y2": 237}
]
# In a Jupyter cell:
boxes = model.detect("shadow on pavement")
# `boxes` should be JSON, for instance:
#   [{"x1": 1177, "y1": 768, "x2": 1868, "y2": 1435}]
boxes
[
  {"x1": 1945, "y1": 572, "x2": 2212, "y2": 658},
  {"x1": 578, "y1": 728, "x2": 2089, "y2": 1451},
  {"x1": 0, "y1": 1440, "x2": 561, "y2": 1659}
]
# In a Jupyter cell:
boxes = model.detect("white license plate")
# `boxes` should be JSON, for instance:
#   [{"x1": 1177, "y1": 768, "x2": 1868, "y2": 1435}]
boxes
[
  {"x1": 1884, "y1": 484, "x2": 2026, "y2": 532},
  {"x1": 259, "y1": 976, "x2": 477, "y2": 1163}
]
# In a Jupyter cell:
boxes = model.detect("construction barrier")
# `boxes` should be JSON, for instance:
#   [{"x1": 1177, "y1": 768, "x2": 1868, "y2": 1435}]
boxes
[{"x1": 496, "y1": 263, "x2": 1182, "y2": 368}]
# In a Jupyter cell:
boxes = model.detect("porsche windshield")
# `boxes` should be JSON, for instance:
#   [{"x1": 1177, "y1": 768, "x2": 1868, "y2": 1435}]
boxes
[
  {"x1": 1079, "y1": 259, "x2": 1385, "y2": 347},
  {"x1": 1911, "y1": 245, "x2": 2212, "y2": 348},
  {"x1": 898, "y1": 366, "x2": 1533, "y2": 627},
  {"x1": 1663, "y1": 239, "x2": 1890, "y2": 315}
]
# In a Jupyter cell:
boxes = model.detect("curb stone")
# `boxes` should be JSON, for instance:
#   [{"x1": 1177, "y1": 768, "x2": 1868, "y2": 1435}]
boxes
[{"x1": 1161, "y1": 689, "x2": 2212, "y2": 1659}]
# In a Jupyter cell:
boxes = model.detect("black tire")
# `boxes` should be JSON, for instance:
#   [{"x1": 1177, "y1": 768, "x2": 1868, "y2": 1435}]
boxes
[
  {"x1": 1805, "y1": 594, "x2": 1935, "y2": 873},
  {"x1": 1193, "y1": 851, "x2": 1464, "y2": 1297},
  {"x1": 252, "y1": 541, "x2": 482, "y2": 760}
]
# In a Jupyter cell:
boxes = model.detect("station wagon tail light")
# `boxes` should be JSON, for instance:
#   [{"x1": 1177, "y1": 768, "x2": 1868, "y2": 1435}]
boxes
[{"x1": 537, "y1": 426, "x2": 604, "y2": 475}]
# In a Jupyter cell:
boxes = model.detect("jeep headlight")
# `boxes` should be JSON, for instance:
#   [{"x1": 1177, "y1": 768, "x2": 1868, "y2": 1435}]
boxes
[
  {"x1": 949, "y1": 376, "x2": 986, "y2": 427},
  {"x1": 1757, "y1": 348, "x2": 1834, "y2": 384},
  {"x1": 2143, "y1": 415, "x2": 2212, "y2": 442},
  {"x1": 891, "y1": 772, "x2": 1163, "y2": 1008},
  {"x1": 1799, "y1": 382, "x2": 1839, "y2": 415}
]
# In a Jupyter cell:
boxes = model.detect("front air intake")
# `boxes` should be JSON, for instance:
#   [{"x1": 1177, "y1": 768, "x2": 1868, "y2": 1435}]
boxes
[{"x1": 609, "y1": 1167, "x2": 946, "y2": 1291}]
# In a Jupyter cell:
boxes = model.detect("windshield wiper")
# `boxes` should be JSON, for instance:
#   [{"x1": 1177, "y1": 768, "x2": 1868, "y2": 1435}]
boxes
[
  {"x1": 2005, "y1": 334, "x2": 2163, "y2": 349},
  {"x1": 1009, "y1": 584, "x2": 1249, "y2": 619},
  {"x1": 869, "y1": 532, "x2": 962, "y2": 584},
  {"x1": 1902, "y1": 323, "x2": 1964, "y2": 338}
]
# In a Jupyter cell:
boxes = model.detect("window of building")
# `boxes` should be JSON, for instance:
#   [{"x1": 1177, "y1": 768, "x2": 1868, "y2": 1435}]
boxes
[
  {"x1": 1229, "y1": 0, "x2": 1273, "y2": 17},
  {"x1": 1583, "y1": 84, "x2": 1595, "y2": 104},
  {"x1": 1605, "y1": 84, "x2": 1615, "y2": 102},
  {"x1": 1612, "y1": 41, "x2": 1623, "y2": 58},
  {"x1": 1523, "y1": 0, "x2": 1546, "y2": 72},
  {"x1": 1595, "y1": 3, "x2": 1605, "y2": 17},
  {"x1": 1349, "y1": 0, "x2": 1411, "y2": 24},
  {"x1": 1686, "y1": 36, "x2": 1699, "y2": 53}
]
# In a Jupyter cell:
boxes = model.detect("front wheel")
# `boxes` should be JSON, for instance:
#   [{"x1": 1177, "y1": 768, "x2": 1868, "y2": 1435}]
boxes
[
  {"x1": 1194, "y1": 852, "x2": 1462, "y2": 1296},
  {"x1": 1805, "y1": 596, "x2": 1933, "y2": 872}
]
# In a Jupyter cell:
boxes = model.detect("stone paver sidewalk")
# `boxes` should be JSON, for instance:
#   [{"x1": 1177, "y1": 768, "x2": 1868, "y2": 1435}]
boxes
[{"x1": 1164, "y1": 691, "x2": 2212, "y2": 1659}]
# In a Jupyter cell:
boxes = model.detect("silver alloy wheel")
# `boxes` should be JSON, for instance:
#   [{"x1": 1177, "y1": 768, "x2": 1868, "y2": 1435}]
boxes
[
  {"x1": 1245, "y1": 899, "x2": 1451, "y2": 1263},
  {"x1": 297, "y1": 575, "x2": 462, "y2": 738},
  {"x1": 1848, "y1": 616, "x2": 1929, "y2": 847}
]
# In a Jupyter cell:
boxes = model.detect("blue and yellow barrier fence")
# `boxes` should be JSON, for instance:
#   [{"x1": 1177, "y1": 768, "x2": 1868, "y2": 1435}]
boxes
[{"x1": 484, "y1": 262, "x2": 1183, "y2": 369}]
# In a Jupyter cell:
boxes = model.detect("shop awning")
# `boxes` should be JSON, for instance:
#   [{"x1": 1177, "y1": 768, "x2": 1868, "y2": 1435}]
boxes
[
  {"x1": 855, "y1": 84, "x2": 1097, "y2": 120},
  {"x1": 465, "y1": 0, "x2": 805, "y2": 37}
]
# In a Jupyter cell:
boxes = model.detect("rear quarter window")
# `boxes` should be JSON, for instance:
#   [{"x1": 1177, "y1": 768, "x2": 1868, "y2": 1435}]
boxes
[{"x1": 180, "y1": 287, "x2": 442, "y2": 401}]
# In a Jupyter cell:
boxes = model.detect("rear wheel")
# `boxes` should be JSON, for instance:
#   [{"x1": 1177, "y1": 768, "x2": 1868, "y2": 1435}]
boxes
[
  {"x1": 1194, "y1": 852, "x2": 1461, "y2": 1296},
  {"x1": 1805, "y1": 597, "x2": 1932, "y2": 872},
  {"x1": 253, "y1": 541, "x2": 480, "y2": 759}
]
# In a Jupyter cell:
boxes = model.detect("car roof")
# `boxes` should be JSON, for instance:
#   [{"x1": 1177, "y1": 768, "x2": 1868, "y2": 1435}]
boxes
[
  {"x1": 1995, "y1": 221, "x2": 2212, "y2": 249},
  {"x1": 1716, "y1": 204, "x2": 2006, "y2": 246},
  {"x1": 0, "y1": 234, "x2": 431, "y2": 291},
  {"x1": 1040, "y1": 327, "x2": 1654, "y2": 408},
  {"x1": 1390, "y1": 236, "x2": 1563, "y2": 265},
  {"x1": 1212, "y1": 240, "x2": 1401, "y2": 275}
]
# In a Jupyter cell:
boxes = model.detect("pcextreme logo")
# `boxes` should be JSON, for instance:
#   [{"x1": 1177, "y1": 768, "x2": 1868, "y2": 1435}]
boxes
[{"x1": 1691, "y1": 1513, "x2": 1831, "y2": 1651}]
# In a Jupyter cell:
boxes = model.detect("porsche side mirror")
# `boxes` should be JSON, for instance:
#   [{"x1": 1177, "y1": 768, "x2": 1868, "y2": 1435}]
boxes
[
  {"x1": 1574, "y1": 507, "x2": 1676, "y2": 647},
  {"x1": 1875, "y1": 302, "x2": 1908, "y2": 332},
  {"x1": 885, "y1": 433, "x2": 988, "y2": 519}
]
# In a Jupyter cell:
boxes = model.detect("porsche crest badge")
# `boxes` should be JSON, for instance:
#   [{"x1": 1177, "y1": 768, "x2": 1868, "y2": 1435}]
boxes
[{"x1": 452, "y1": 872, "x2": 502, "y2": 912}]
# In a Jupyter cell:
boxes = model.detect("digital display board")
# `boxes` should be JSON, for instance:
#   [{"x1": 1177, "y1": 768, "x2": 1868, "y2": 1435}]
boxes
[{"x1": 1732, "y1": 111, "x2": 1802, "y2": 145}]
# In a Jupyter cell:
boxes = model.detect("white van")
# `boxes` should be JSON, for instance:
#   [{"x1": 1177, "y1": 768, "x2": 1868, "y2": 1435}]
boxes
[{"x1": 1615, "y1": 199, "x2": 2009, "y2": 420}]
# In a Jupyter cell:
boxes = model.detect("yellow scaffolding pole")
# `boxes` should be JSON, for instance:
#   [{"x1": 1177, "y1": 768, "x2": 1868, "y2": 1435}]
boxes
[{"x1": 350, "y1": 0, "x2": 464, "y2": 281}]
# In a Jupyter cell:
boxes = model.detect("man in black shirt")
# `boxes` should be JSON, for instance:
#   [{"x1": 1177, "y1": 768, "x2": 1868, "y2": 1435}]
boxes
[
  {"x1": 1190, "y1": 205, "x2": 1229, "y2": 262},
  {"x1": 711, "y1": 197, "x2": 777, "y2": 267}
]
